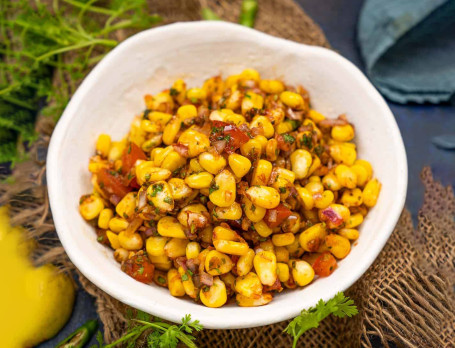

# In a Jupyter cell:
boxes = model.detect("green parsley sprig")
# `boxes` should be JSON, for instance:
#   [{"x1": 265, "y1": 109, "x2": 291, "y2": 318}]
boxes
[
  {"x1": 284, "y1": 292, "x2": 358, "y2": 348},
  {"x1": 91, "y1": 312, "x2": 203, "y2": 348}
]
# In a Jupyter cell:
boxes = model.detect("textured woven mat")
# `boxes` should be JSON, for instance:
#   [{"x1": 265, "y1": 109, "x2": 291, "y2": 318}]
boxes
[{"x1": 1, "y1": 1, "x2": 454, "y2": 347}]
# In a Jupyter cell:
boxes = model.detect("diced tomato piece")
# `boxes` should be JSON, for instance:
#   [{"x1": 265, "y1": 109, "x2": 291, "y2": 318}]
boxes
[
  {"x1": 210, "y1": 121, "x2": 250, "y2": 154},
  {"x1": 121, "y1": 254, "x2": 154, "y2": 283},
  {"x1": 98, "y1": 168, "x2": 131, "y2": 199},
  {"x1": 122, "y1": 142, "x2": 147, "y2": 175},
  {"x1": 312, "y1": 252, "x2": 337, "y2": 277},
  {"x1": 128, "y1": 176, "x2": 141, "y2": 189},
  {"x1": 263, "y1": 204, "x2": 292, "y2": 228}
]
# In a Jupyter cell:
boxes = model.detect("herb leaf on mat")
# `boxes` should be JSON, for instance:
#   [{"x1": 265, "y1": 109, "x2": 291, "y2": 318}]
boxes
[
  {"x1": 90, "y1": 312, "x2": 202, "y2": 348},
  {"x1": 284, "y1": 292, "x2": 358, "y2": 348},
  {"x1": 0, "y1": 0, "x2": 161, "y2": 164}
]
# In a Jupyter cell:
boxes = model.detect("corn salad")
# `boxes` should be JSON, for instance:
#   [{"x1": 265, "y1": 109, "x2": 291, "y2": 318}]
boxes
[{"x1": 79, "y1": 69, "x2": 381, "y2": 308}]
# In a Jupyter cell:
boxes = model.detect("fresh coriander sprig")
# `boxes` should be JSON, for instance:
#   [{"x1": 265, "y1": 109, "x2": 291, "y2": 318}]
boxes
[
  {"x1": 92, "y1": 313, "x2": 203, "y2": 348},
  {"x1": 284, "y1": 292, "x2": 358, "y2": 348}
]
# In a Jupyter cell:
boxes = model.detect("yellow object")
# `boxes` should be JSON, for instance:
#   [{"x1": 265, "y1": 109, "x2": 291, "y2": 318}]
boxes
[
  {"x1": 259, "y1": 79, "x2": 284, "y2": 94},
  {"x1": 363, "y1": 178, "x2": 382, "y2": 207},
  {"x1": 98, "y1": 208, "x2": 113, "y2": 229},
  {"x1": 289, "y1": 260, "x2": 314, "y2": 286},
  {"x1": 290, "y1": 149, "x2": 313, "y2": 179},
  {"x1": 199, "y1": 152, "x2": 227, "y2": 174},
  {"x1": 235, "y1": 272, "x2": 262, "y2": 298},
  {"x1": 236, "y1": 249, "x2": 255, "y2": 276},
  {"x1": 0, "y1": 207, "x2": 75, "y2": 348},
  {"x1": 246, "y1": 186, "x2": 280, "y2": 209},
  {"x1": 280, "y1": 91, "x2": 304, "y2": 109},
  {"x1": 96, "y1": 134, "x2": 111, "y2": 157},
  {"x1": 199, "y1": 277, "x2": 227, "y2": 308},
  {"x1": 251, "y1": 159, "x2": 273, "y2": 186},
  {"x1": 79, "y1": 194, "x2": 104, "y2": 220},
  {"x1": 254, "y1": 251, "x2": 277, "y2": 286},
  {"x1": 228, "y1": 154, "x2": 251, "y2": 178}
]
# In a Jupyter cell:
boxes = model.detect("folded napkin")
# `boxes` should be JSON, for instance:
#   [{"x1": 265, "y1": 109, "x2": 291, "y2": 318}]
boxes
[{"x1": 358, "y1": 0, "x2": 455, "y2": 104}]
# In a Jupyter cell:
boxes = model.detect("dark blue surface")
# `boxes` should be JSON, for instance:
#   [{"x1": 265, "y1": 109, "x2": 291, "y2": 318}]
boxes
[{"x1": 39, "y1": 1, "x2": 455, "y2": 346}]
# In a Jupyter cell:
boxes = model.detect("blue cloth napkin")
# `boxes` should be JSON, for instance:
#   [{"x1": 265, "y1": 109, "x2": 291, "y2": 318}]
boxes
[{"x1": 358, "y1": 0, "x2": 455, "y2": 104}]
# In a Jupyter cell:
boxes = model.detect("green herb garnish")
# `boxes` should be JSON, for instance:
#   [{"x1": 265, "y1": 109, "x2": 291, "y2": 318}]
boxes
[
  {"x1": 283, "y1": 134, "x2": 295, "y2": 144},
  {"x1": 150, "y1": 183, "x2": 164, "y2": 197}
]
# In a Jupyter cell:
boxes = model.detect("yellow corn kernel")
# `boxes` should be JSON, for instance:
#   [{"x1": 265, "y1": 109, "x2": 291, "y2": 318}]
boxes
[
  {"x1": 277, "y1": 262, "x2": 290, "y2": 282},
  {"x1": 177, "y1": 204, "x2": 207, "y2": 227},
  {"x1": 220, "y1": 272, "x2": 236, "y2": 294},
  {"x1": 305, "y1": 181, "x2": 324, "y2": 195},
  {"x1": 115, "y1": 192, "x2": 136, "y2": 219},
  {"x1": 141, "y1": 135, "x2": 163, "y2": 152},
  {"x1": 171, "y1": 79, "x2": 187, "y2": 104},
  {"x1": 254, "y1": 251, "x2": 277, "y2": 286},
  {"x1": 265, "y1": 139, "x2": 278, "y2": 161},
  {"x1": 162, "y1": 151, "x2": 187, "y2": 172},
  {"x1": 299, "y1": 223, "x2": 327, "y2": 252},
  {"x1": 177, "y1": 104, "x2": 197, "y2": 120},
  {"x1": 187, "y1": 87, "x2": 207, "y2": 101},
  {"x1": 275, "y1": 246, "x2": 289, "y2": 263},
  {"x1": 177, "y1": 267, "x2": 196, "y2": 298},
  {"x1": 129, "y1": 117, "x2": 147, "y2": 146},
  {"x1": 88, "y1": 161, "x2": 108, "y2": 174},
  {"x1": 240, "y1": 137, "x2": 263, "y2": 158},
  {"x1": 167, "y1": 268, "x2": 185, "y2": 297},
  {"x1": 198, "y1": 226, "x2": 212, "y2": 245},
  {"x1": 308, "y1": 109, "x2": 326, "y2": 123},
  {"x1": 335, "y1": 164, "x2": 357, "y2": 189},
  {"x1": 146, "y1": 236, "x2": 169, "y2": 257},
  {"x1": 363, "y1": 178, "x2": 381, "y2": 207},
  {"x1": 325, "y1": 234, "x2": 351, "y2": 259},
  {"x1": 224, "y1": 89, "x2": 242, "y2": 110},
  {"x1": 345, "y1": 213, "x2": 364, "y2": 229},
  {"x1": 341, "y1": 188, "x2": 363, "y2": 207},
  {"x1": 350, "y1": 164, "x2": 368, "y2": 187},
  {"x1": 178, "y1": 128, "x2": 210, "y2": 158},
  {"x1": 322, "y1": 172, "x2": 343, "y2": 191},
  {"x1": 308, "y1": 175, "x2": 321, "y2": 183},
  {"x1": 251, "y1": 159, "x2": 273, "y2": 186},
  {"x1": 147, "y1": 111, "x2": 172, "y2": 126},
  {"x1": 118, "y1": 232, "x2": 143, "y2": 251},
  {"x1": 286, "y1": 238, "x2": 304, "y2": 258},
  {"x1": 153, "y1": 146, "x2": 173, "y2": 167},
  {"x1": 96, "y1": 134, "x2": 111, "y2": 158},
  {"x1": 354, "y1": 159, "x2": 373, "y2": 179},
  {"x1": 146, "y1": 92, "x2": 174, "y2": 111},
  {"x1": 162, "y1": 117, "x2": 181, "y2": 145},
  {"x1": 140, "y1": 119, "x2": 162, "y2": 133},
  {"x1": 246, "y1": 186, "x2": 280, "y2": 209},
  {"x1": 332, "y1": 124, "x2": 355, "y2": 142},
  {"x1": 236, "y1": 293, "x2": 273, "y2": 307},
  {"x1": 275, "y1": 120, "x2": 294, "y2": 134},
  {"x1": 205, "y1": 250, "x2": 233, "y2": 275},
  {"x1": 146, "y1": 181, "x2": 174, "y2": 212},
  {"x1": 314, "y1": 190, "x2": 335, "y2": 209},
  {"x1": 240, "y1": 68, "x2": 260, "y2": 82},
  {"x1": 243, "y1": 198, "x2": 266, "y2": 222},
  {"x1": 164, "y1": 238, "x2": 189, "y2": 258},
  {"x1": 241, "y1": 92, "x2": 264, "y2": 115},
  {"x1": 250, "y1": 116, "x2": 274, "y2": 138},
  {"x1": 319, "y1": 203, "x2": 351, "y2": 229},
  {"x1": 289, "y1": 260, "x2": 314, "y2": 286},
  {"x1": 186, "y1": 242, "x2": 201, "y2": 259},
  {"x1": 200, "y1": 277, "x2": 227, "y2": 308},
  {"x1": 280, "y1": 91, "x2": 304, "y2": 109},
  {"x1": 108, "y1": 139, "x2": 127, "y2": 162},
  {"x1": 106, "y1": 231, "x2": 120, "y2": 250},
  {"x1": 268, "y1": 108, "x2": 285, "y2": 125},
  {"x1": 114, "y1": 248, "x2": 129, "y2": 263},
  {"x1": 224, "y1": 112, "x2": 247, "y2": 125},
  {"x1": 209, "y1": 169, "x2": 236, "y2": 207},
  {"x1": 295, "y1": 187, "x2": 314, "y2": 210},
  {"x1": 272, "y1": 233, "x2": 295, "y2": 247},
  {"x1": 150, "y1": 254, "x2": 171, "y2": 264},
  {"x1": 235, "y1": 272, "x2": 263, "y2": 298},
  {"x1": 253, "y1": 220, "x2": 273, "y2": 238},
  {"x1": 189, "y1": 158, "x2": 204, "y2": 173},
  {"x1": 236, "y1": 248, "x2": 255, "y2": 276},
  {"x1": 259, "y1": 79, "x2": 285, "y2": 94},
  {"x1": 135, "y1": 162, "x2": 171, "y2": 185},
  {"x1": 290, "y1": 149, "x2": 313, "y2": 179},
  {"x1": 254, "y1": 135, "x2": 268, "y2": 152},
  {"x1": 271, "y1": 167, "x2": 296, "y2": 200},
  {"x1": 168, "y1": 178, "x2": 193, "y2": 200},
  {"x1": 338, "y1": 228, "x2": 359, "y2": 240},
  {"x1": 228, "y1": 154, "x2": 251, "y2": 178},
  {"x1": 214, "y1": 239, "x2": 249, "y2": 256},
  {"x1": 259, "y1": 240, "x2": 275, "y2": 253},
  {"x1": 108, "y1": 217, "x2": 129, "y2": 233},
  {"x1": 157, "y1": 216, "x2": 186, "y2": 239},
  {"x1": 213, "y1": 202, "x2": 243, "y2": 220},
  {"x1": 199, "y1": 152, "x2": 227, "y2": 174},
  {"x1": 329, "y1": 143, "x2": 357, "y2": 166},
  {"x1": 308, "y1": 155, "x2": 321, "y2": 177},
  {"x1": 282, "y1": 213, "x2": 301, "y2": 234},
  {"x1": 98, "y1": 208, "x2": 114, "y2": 229},
  {"x1": 79, "y1": 194, "x2": 104, "y2": 221},
  {"x1": 184, "y1": 172, "x2": 213, "y2": 189}
]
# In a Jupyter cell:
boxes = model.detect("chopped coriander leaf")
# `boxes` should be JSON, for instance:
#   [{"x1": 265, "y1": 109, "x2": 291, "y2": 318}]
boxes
[
  {"x1": 283, "y1": 134, "x2": 295, "y2": 144},
  {"x1": 150, "y1": 183, "x2": 164, "y2": 197},
  {"x1": 190, "y1": 97, "x2": 199, "y2": 103},
  {"x1": 279, "y1": 187, "x2": 287, "y2": 193},
  {"x1": 289, "y1": 119, "x2": 301, "y2": 130},
  {"x1": 163, "y1": 197, "x2": 173, "y2": 204},
  {"x1": 157, "y1": 276, "x2": 166, "y2": 284},
  {"x1": 123, "y1": 213, "x2": 129, "y2": 219},
  {"x1": 209, "y1": 184, "x2": 220, "y2": 195},
  {"x1": 169, "y1": 87, "x2": 179, "y2": 96},
  {"x1": 97, "y1": 236, "x2": 104, "y2": 242},
  {"x1": 181, "y1": 273, "x2": 189, "y2": 281},
  {"x1": 127, "y1": 143, "x2": 132, "y2": 154},
  {"x1": 137, "y1": 267, "x2": 144, "y2": 275},
  {"x1": 302, "y1": 133, "x2": 313, "y2": 149},
  {"x1": 144, "y1": 173, "x2": 151, "y2": 181}
]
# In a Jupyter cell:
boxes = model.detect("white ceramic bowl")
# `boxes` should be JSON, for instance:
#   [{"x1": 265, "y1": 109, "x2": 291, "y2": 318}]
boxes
[{"x1": 47, "y1": 21, "x2": 407, "y2": 329}]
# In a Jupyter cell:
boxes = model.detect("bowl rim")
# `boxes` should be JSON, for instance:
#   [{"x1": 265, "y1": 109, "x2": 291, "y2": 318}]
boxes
[{"x1": 47, "y1": 21, "x2": 408, "y2": 329}]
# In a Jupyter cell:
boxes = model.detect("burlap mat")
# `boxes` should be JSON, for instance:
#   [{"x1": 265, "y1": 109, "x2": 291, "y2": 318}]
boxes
[{"x1": 1, "y1": 1, "x2": 454, "y2": 347}]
